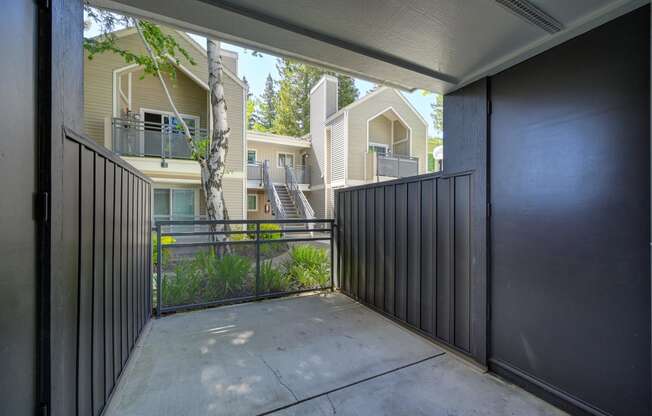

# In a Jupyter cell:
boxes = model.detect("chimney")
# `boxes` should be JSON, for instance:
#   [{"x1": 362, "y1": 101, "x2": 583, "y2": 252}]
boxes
[{"x1": 309, "y1": 75, "x2": 338, "y2": 174}]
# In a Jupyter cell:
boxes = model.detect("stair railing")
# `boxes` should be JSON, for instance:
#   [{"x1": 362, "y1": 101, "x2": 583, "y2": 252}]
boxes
[
  {"x1": 263, "y1": 160, "x2": 287, "y2": 219},
  {"x1": 285, "y1": 165, "x2": 316, "y2": 221}
]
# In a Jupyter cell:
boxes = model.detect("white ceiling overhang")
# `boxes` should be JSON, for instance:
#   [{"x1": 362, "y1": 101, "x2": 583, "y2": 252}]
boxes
[{"x1": 92, "y1": 0, "x2": 648, "y2": 94}]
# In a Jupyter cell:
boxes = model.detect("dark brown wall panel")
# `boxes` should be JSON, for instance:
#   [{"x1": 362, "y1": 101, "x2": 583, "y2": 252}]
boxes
[
  {"x1": 419, "y1": 179, "x2": 436, "y2": 335},
  {"x1": 489, "y1": 7, "x2": 650, "y2": 415},
  {"x1": 365, "y1": 188, "x2": 375, "y2": 303},
  {"x1": 104, "y1": 162, "x2": 115, "y2": 397},
  {"x1": 373, "y1": 187, "x2": 385, "y2": 309},
  {"x1": 383, "y1": 186, "x2": 395, "y2": 315},
  {"x1": 394, "y1": 183, "x2": 408, "y2": 321},
  {"x1": 453, "y1": 175, "x2": 471, "y2": 352},
  {"x1": 406, "y1": 181, "x2": 421, "y2": 328},
  {"x1": 58, "y1": 130, "x2": 151, "y2": 416},
  {"x1": 336, "y1": 171, "x2": 480, "y2": 363},
  {"x1": 436, "y1": 178, "x2": 451, "y2": 343}
]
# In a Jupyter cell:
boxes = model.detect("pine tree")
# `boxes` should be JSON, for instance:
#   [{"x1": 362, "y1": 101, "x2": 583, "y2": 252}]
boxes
[
  {"x1": 336, "y1": 75, "x2": 359, "y2": 108},
  {"x1": 258, "y1": 74, "x2": 277, "y2": 130},
  {"x1": 271, "y1": 59, "x2": 359, "y2": 136}
]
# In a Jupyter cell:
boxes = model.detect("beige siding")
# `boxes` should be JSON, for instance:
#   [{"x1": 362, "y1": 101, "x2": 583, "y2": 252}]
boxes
[
  {"x1": 368, "y1": 116, "x2": 391, "y2": 145},
  {"x1": 130, "y1": 68, "x2": 208, "y2": 128},
  {"x1": 330, "y1": 115, "x2": 346, "y2": 183},
  {"x1": 246, "y1": 141, "x2": 306, "y2": 168},
  {"x1": 346, "y1": 88, "x2": 428, "y2": 181},
  {"x1": 196, "y1": 176, "x2": 244, "y2": 219},
  {"x1": 246, "y1": 190, "x2": 274, "y2": 220},
  {"x1": 84, "y1": 27, "x2": 244, "y2": 174},
  {"x1": 306, "y1": 189, "x2": 326, "y2": 219}
]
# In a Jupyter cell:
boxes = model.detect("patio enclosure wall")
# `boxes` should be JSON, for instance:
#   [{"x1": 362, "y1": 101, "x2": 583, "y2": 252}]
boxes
[
  {"x1": 335, "y1": 170, "x2": 485, "y2": 363},
  {"x1": 57, "y1": 129, "x2": 152, "y2": 416}
]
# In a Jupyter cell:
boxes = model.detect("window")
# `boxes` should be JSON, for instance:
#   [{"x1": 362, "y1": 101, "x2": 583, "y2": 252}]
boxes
[
  {"x1": 277, "y1": 152, "x2": 294, "y2": 168},
  {"x1": 247, "y1": 194, "x2": 258, "y2": 211},
  {"x1": 369, "y1": 143, "x2": 389, "y2": 156},
  {"x1": 153, "y1": 188, "x2": 196, "y2": 222},
  {"x1": 247, "y1": 149, "x2": 257, "y2": 165}
]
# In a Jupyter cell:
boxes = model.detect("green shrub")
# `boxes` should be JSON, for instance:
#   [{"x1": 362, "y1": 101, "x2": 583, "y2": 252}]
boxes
[
  {"x1": 258, "y1": 260, "x2": 291, "y2": 293},
  {"x1": 152, "y1": 232, "x2": 176, "y2": 267},
  {"x1": 229, "y1": 224, "x2": 250, "y2": 242},
  {"x1": 162, "y1": 250, "x2": 252, "y2": 306},
  {"x1": 247, "y1": 223, "x2": 282, "y2": 240},
  {"x1": 285, "y1": 245, "x2": 330, "y2": 289}
]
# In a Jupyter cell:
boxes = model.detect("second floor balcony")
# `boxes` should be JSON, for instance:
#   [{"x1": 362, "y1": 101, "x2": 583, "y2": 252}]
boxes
[
  {"x1": 111, "y1": 117, "x2": 208, "y2": 160},
  {"x1": 247, "y1": 161, "x2": 310, "y2": 185}
]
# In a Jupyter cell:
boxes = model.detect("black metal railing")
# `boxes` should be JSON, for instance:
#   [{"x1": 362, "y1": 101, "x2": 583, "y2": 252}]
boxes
[
  {"x1": 112, "y1": 117, "x2": 209, "y2": 160},
  {"x1": 153, "y1": 218, "x2": 334, "y2": 316}
]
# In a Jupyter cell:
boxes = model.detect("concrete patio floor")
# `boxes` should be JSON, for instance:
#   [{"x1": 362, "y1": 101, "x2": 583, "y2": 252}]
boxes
[{"x1": 104, "y1": 293, "x2": 566, "y2": 416}]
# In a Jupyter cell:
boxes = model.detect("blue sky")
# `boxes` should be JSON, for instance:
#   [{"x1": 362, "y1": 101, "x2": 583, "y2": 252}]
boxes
[{"x1": 223, "y1": 42, "x2": 439, "y2": 137}]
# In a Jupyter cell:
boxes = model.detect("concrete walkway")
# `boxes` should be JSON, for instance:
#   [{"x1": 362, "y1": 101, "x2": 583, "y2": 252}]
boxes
[{"x1": 105, "y1": 293, "x2": 565, "y2": 416}]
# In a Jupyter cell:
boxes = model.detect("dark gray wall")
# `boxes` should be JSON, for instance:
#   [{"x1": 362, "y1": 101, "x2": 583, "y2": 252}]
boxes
[
  {"x1": 488, "y1": 6, "x2": 650, "y2": 415},
  {"x1": 60, "y1": 129, "x2": 152, "y2": 416},
  {"x1": 335, "y1": 171, "x2": 484, "y2": 363},
  {"x1": 442, "y1": 78, "x2": 488, "y2": 365},
  {"x1": 0, "y1": 0, "x2": 38, "y2": 414}
]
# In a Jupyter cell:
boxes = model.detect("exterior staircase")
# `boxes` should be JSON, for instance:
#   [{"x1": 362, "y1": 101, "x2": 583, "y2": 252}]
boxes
[{"x1": 274, "y1": 184, "x2": 301, "y2": 219}]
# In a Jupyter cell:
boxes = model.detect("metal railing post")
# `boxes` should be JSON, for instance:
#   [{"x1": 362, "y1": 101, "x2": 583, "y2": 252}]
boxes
[
  {"x1": 330, "y1": 220, "x2": 335, "y2": 292},
  {"x1": 255, "y1": 222, "x2": 261, "y2": 298},
  {"x1": 156, "y1": 223, "x2": 162, "y2": 318}
]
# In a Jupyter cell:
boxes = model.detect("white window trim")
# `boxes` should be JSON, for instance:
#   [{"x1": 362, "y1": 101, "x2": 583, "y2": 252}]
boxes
[
  {"x1": 152, "y1": 186, "x2": 200, "y2": 221},
  {"x1": 140, "y1": 108, "x2": 200, "y2": 129},
  {"x1": 276, "y1": 152, "x2": 295, "y2": 168},
  {"x1": 247, "y1": 193, "x2": 258, "y2": 212},
  {"x1": 368, "y1": 142, "x2": 389, "y2": 152},
  {"x1": 247, "y1": 148, "x2": 258, "y2": 165}
]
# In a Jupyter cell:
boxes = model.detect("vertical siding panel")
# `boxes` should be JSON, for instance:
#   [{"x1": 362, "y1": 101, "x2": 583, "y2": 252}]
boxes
[
  {"x1": 365, "y1": 188, "x2": 374, "y2": 303},
  {"x1": 336, "y1": 194, "x2": 343, "y2": 289},
  {"x1": 384, "y1": 185, "x2": 395, "y2": 315},
  {"x1": 351, "y1": 191, "x2": 358, "y2": 297},
  {"x1": 120, "y1": 170, "x2": 128, "y2": 366},
  {"x1": 92, "y1": 155, "x2": 106, "y2": 415},
  {"x1": 62, "y1": 140, "x2": 80, "y2": 413},
  {"x1": 395, "y1": 183, "x2": 407, "y2": 321},
  {"x1": 147, "y1": 183, "x2": 152, "y2": 318},
  {"x1": 344, "y1": 192, "x2": 351, "y2": 294},
  {"x1": 113, "y1": 168, "x2": 122, "y2": 378},
  {"x1": 406, "y1": 181, "x2": 421, "y2": 328},
  {"x1": 128, "y1": 173, "x2": 134, "y2": 350},
  {"x1": 374, "y1": 187, "x2": 384, "y2": 308},
  {"x1": 78, "y1": 147, "x2": 94, "y2": 416},
  {"x1": 104, "y1": 162, "x2": 114, "y2": 396},
  {"x1": 454, "y1": 176, "x2": 471, "y2": 352},
  {"x1": 436, "y1": 178, "x2": 452, "y2": 342},
  {"x1": 358, "y1": 191, "x2": 366, "y2": 301},
  {"x1": 420, "y1": 179, "x2": 435, "y2": 335}
]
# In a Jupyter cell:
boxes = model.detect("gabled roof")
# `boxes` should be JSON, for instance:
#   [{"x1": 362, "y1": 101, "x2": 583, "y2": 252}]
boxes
[
  {"x1": 89, "y1": 26, "x2": 244, "y2": 89},
  {"x1": 247, "y1": 131, "x2": 311, "y2": 148},
  {"x1": 325, "y1": 86, "x2": 428, "y2": 127}
]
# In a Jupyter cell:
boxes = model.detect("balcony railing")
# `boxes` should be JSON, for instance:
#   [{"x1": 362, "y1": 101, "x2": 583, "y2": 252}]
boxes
[
  {"x1": 248, "y1": 162, "x2": 310, "y2": 184},
  {"x1": 112, "y1": 118, "x2": 209, "y2": 160},
  {"x1": 377, "y1": 153, "x2": 419, "y2": 178}
]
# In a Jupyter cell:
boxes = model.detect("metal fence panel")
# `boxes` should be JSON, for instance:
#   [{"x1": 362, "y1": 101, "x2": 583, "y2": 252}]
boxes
[
  {"x1": 154, "y1": 219, "x2": 335, "y2": 316},
  {"x1": 61, "y1": 129, "x2": 152, "y2": 416},
  {"x1": 335, "y1": 171, "x2": 479, "y2": 363}
]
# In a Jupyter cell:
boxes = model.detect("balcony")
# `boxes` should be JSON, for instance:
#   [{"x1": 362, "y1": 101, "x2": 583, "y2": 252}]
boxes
[
  {"x1": 247, "y1": 161, "x2": 310, "y2": 185},
  {"x1": 111, "y1": 117, "x2": 208, "y2": 160}
]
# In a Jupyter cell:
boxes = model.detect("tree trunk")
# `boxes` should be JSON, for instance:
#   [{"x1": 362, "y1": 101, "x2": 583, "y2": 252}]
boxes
[{"x1": 205, "y1": 39, "x2": 231, "y2": 249}]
